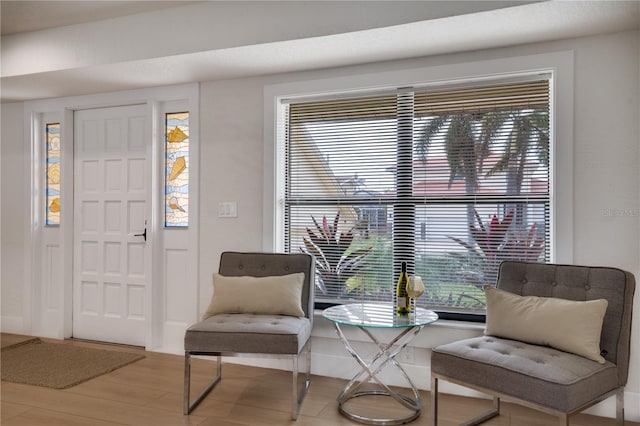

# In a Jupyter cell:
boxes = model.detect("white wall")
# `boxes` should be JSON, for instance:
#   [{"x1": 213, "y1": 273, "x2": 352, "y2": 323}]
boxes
[
  {"x1": 1, "y1": 102, "x2": 27, "y2": 330},
  {"x1": 2, "y1": 29, "x2": 639, "y2": 420}
]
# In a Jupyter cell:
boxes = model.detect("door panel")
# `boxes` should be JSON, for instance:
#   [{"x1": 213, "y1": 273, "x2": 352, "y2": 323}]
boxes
[{"x1": 73, "y1": 105, "x2": 149, "y2": 346}]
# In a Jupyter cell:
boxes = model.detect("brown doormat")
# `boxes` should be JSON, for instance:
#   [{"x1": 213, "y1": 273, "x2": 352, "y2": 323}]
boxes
[
  {"x1": 0, "y1": 333, "x2": 39, "y2": 350},
  {"x1": 1, "y1": 338, "x2": 145, "y2": 389}
]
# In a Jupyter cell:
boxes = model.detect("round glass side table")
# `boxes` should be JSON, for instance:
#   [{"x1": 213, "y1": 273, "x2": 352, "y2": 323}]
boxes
[{"x1": 322, "y1": 303, "x2": 439, "y2": 425}]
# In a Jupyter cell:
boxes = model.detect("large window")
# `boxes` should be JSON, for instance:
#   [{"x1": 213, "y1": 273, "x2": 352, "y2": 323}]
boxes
[{"x1": 281, "y1": 76, "x2": 551, "y2": 315}]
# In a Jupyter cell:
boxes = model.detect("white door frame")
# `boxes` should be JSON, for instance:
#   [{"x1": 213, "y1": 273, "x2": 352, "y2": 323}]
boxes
[{"x1": 23, "y1": 83, "x2": 200, "y2": 353}]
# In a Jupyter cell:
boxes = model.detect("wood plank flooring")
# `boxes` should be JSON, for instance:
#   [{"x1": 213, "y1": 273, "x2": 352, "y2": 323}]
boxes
[{"x1": 1, "y1": 335, "x2": 637, "y2": 426}]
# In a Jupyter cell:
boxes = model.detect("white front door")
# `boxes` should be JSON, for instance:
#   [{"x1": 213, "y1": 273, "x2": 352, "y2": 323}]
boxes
[{"x1": 73, "y1": 104, "x2": 150, "y2": 346}]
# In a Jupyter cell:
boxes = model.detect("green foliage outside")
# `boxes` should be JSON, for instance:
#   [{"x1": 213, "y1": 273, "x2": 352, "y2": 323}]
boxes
[
  {"x1": 300, "y1": 212, "x2": 373, "y2": 297},
  {"x1": 333, "y1": 233, "x2": 488, "y2": 310},
  {"x1": 415, "y1": 251, "x2": 487, "y2": 310}
]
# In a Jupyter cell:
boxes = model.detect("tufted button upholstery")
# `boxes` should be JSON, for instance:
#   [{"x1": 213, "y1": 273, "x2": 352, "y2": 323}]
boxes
[
  {"x1": 432, "y1": 335, "x2": 618, "y2": 412},
  {"x1": 185, "y1": 313, "x2": 312, "y2": 355}
]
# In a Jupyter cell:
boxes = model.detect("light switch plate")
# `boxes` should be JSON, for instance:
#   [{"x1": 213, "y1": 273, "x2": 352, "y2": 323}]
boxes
[{"x1": 218, "y1": 201, "x2": 237, "y2": 218}]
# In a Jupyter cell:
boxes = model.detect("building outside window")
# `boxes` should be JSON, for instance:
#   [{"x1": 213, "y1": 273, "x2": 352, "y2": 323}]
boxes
[{"x1": 279, "y1": 75, "x2": 551, "y2": 317}]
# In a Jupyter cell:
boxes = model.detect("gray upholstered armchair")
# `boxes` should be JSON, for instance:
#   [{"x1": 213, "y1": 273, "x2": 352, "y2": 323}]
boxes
[
  {"x1": 184, "y1": 251, "x2": 314, "y2": 420},
  {"x1": 430, "y1": 261, "x2": 635, "y2": 426}
]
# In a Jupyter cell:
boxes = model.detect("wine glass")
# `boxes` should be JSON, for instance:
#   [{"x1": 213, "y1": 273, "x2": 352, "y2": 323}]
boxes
[{"x1": 407, "y1": 276, "x2": 425, "y2": 311}]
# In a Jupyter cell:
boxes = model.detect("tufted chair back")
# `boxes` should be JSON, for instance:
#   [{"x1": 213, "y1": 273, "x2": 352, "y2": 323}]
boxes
[{"x1": 496, "y1": 261, "x2": 635, "y2": 385}]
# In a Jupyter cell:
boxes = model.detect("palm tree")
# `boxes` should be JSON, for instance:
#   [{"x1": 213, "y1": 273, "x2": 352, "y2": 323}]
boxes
[
  {"x1": 480, "y1": 107, "x2": 549, "y2": 224},
  {"x1": 417, "y1": 112, "x2": 484, "y2": 192},
  {"x1": 415, "y1": 112, "x2": 484, "y2": 225},
  {"x1": 416, "y1": 107, "x2": 549, "y2": 221},
  {"x1": 483, "y1": 109, "x2": 549, "y2": 189}
]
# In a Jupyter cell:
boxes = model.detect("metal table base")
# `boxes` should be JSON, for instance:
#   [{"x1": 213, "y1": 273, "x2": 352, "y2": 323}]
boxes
[{"x1": 333, "y1": 323, "x2": 424, "y2": 425}]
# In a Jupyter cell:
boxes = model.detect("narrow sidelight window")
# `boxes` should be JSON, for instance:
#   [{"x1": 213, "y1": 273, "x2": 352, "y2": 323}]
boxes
[
  {"x1": 165, "y1": 112, "x2": 189, "y2": 227},
  {"x1": 45, "y1": 122, "x2": 61, "y2": 226}
]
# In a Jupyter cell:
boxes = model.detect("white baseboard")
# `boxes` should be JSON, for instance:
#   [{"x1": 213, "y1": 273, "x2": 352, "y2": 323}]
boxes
[
  {"x1": 1, "y1": 315, "x2": 25, "y2": 333},
  {"x1": 158, "y1": 321, "x2": 188, "y2": 354}
]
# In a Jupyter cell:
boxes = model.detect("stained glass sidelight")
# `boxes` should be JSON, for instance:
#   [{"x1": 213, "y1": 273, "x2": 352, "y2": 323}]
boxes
[
  {"x1": 46, "y1": 123, "x2": 61, "y2": 226},
  {"x1": 165, "y1": 112, "x2": 189, "y2": 227}
]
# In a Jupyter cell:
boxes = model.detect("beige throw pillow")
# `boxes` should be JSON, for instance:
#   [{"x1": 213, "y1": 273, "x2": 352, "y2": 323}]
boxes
[
  {"x1": 204, "y1": 273, "x2": 305, "y2": 318},
  {"x1": 484, "y1": 285, "x2": 608, "y2": 363}
]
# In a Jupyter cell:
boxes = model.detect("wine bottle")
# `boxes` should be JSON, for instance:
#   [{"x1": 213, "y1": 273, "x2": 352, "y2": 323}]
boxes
[{"x1": 396, "y1": 261, "x2": 410, "y2": 315}]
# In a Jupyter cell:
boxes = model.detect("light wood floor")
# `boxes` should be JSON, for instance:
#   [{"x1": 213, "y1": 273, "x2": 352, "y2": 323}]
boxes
[{"x1": 1, "y1": 334, "x2": 637, "y2": 426}]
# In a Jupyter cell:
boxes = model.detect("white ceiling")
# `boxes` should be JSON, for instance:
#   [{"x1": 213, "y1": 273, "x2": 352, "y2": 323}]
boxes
[
  {"x1": 1, "y1": 1, "x2": 638, "y2": 103},
  {"x1": 0, "y1": 1, "x2": 201, "y2": 35}
]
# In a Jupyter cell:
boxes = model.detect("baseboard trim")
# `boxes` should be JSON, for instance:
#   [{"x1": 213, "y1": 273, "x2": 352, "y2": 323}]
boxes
[{"x1": 1, "y1": 316, "x2": 25, "y2": 333}]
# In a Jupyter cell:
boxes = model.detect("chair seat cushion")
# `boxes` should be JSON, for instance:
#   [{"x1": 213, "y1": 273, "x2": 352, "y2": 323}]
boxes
[
  {"x1": 184, "y1": 314, "x2": 312, "y2": 355},
  {"x1": 432, "y1": 336, "x2": 618, "y2": 412}
]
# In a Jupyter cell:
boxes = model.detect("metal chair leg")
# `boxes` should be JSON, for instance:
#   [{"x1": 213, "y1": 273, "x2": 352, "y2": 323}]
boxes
[
  {"x1": 558, "y1": 413, "x2": 569, "y2": 426},
  {"x1": 616, "y1": 387, "x2": 625, "y2": 426},
  {"x1": 429, "y1": 375, "x2": 438, "y2": 426},
  {"x1": 184, "y1": 353, "x2": 222, "y2": 415},
  {"x1": 461, "y1": 396, "x2": 500, "y2": 426},
  {"x1": 183, "y1": 352, "x2": 191, "y2": 414},
  {"x1": 291, "y1": 340, "x2": 312, "y2": 420}
]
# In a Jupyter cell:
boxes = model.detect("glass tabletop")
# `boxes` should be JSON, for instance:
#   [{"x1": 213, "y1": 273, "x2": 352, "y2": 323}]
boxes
[{"x1": 322, "y1": 303, "x2": 439, "y2": 328}]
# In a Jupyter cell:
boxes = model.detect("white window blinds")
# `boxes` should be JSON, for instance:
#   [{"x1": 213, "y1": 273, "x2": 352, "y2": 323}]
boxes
[{"x1": 283, "y1": 77, "x2": 551, "y2": 314}]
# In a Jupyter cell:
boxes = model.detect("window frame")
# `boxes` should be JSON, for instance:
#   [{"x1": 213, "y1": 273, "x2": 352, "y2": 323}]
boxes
[{"x1": 263, "y1": 52, "x2": 575, "y2": 317}]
